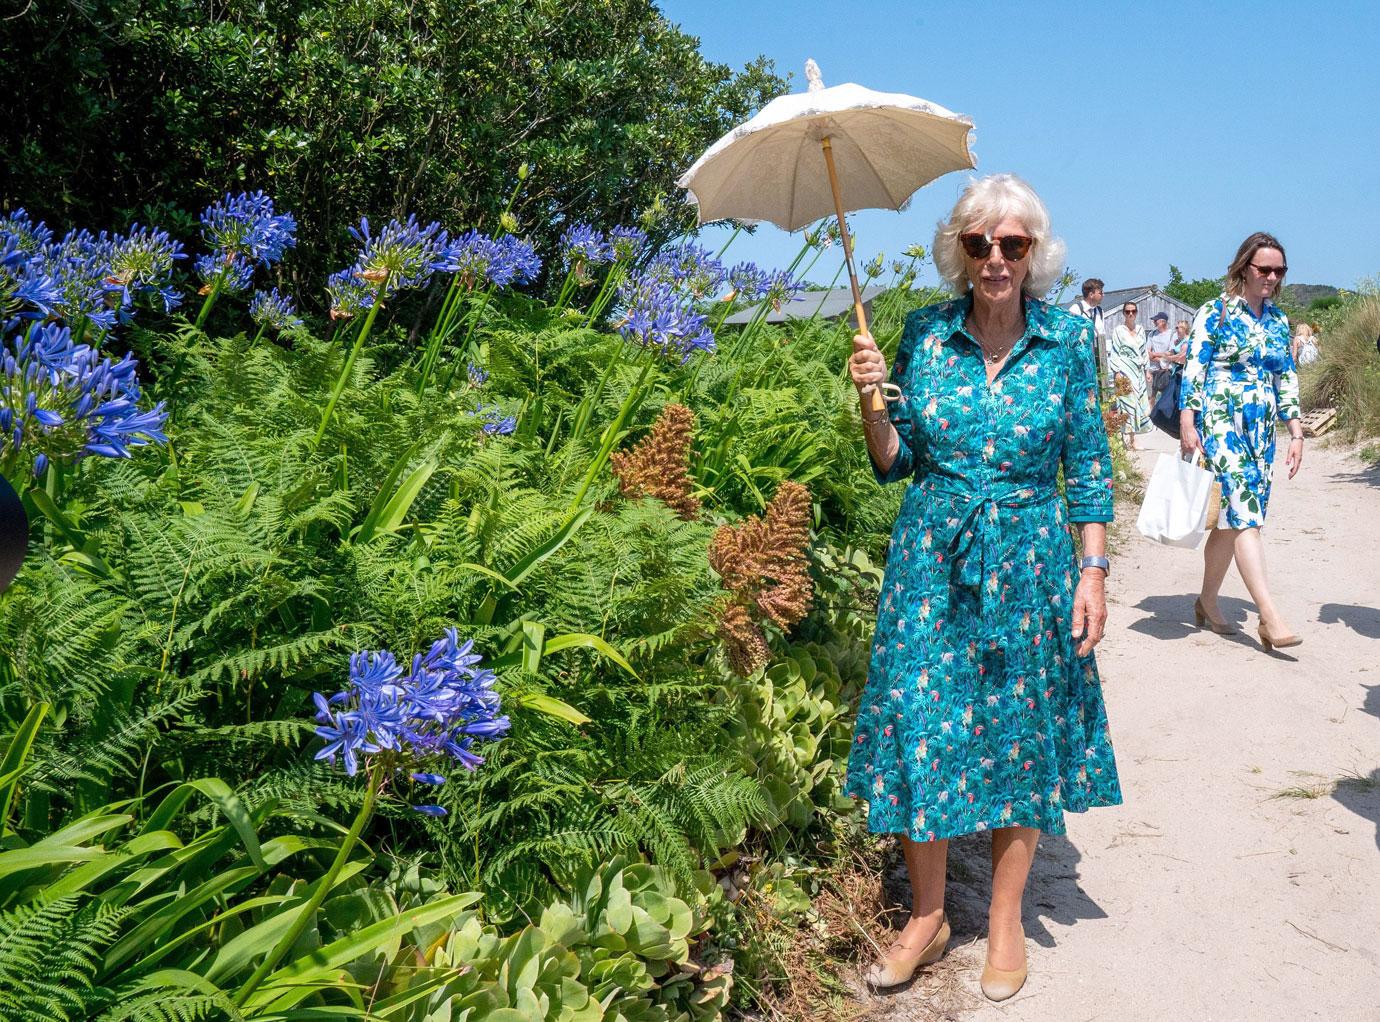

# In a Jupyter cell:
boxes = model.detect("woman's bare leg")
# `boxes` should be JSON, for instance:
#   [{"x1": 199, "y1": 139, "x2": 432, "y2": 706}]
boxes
[
  {"x1": 1231, "y1": 526, "x2": 1291, "y2": 634},
  {"x1": 1199, "y1": 527, "x2": 1236, "y2": 619},
  {"x1": 895, "y1": 835, "x2": 948, "y2": 947},
  {"x1": 989, "y1": 826, "x2": 1039, "y2": 969}
]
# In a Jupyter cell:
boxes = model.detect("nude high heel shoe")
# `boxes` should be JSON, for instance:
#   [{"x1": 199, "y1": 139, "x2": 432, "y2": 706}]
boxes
[
  {"x1": 866, "y1": 914, "x2": 950, "y2": 988},
  {"x1": 1258, "y1": 621, "x2": 1301, "y2": 651},
  {"x1": 980, "y1": 944, "x2": 1028, "y2": 1002},
  {"x1": 1194, "y1": 598, "x2": 1239, "y2": 635}
]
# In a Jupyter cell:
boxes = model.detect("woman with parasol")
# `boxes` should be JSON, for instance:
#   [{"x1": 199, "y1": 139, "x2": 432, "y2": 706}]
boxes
[{"x1": 847, "y1": 174, "x2": 1122, "y2": 999}]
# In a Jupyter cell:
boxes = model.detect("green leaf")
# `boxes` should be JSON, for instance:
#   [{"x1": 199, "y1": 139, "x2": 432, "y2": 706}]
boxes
[
  {"x1": 512, "y1": 692, "x2": 591, "y2": 727},
  {"x1": 0, "y1": 703, "x2": 47, "y2": 836},
  {"x1": 520, "y1": 619, "x2": 546, "y2": 675},
  {"x1": 543, "y1": 632, "x2": 639, "y2": 680},
  {"x1": 356, "y1": 458, "x2": 438, "y2": 544},
  {"x1": 352, "y1": 436, "x2": 431, "y2": 544}
]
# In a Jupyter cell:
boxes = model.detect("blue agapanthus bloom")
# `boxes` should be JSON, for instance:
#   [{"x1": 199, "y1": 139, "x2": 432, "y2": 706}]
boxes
[
  {"x1": 467, "y1": 362, "x2": 488, "y2": 387},
  {"x1": 107, "y1": 225, "x2": 186, "y2": 315},
  {"x1": 348, "y1": 214, "x2": 449, "y2": 297},
  {"x1": 727, "y1": 261, "x2": 771, "y2": 304},
  {"x1": 644, "y1": 242, "x2": 727, "y2": 301},
  {"x1": 40, "y1": 230, "x2": 122, "y2": 333},
  {"x1": 614, "y1": 274, "x2": 716, "y2": 365},
  {"x1": 762, "y1": 268, "x2": 805, "y2": 312},
  {"x1": 0, "y1": 209, "x2": 55, "y2": 256},
  {"x1": 194, "y1": 251, "x2": 256, "y2": 295},
  {"x1": 608, "y1": 225, "x2": 648, "y2": 263},
  {"x1": 312, "y1": 629, "x2": 510, "y2": 811},
  {"x1": 200, "y1": 191, "x2": 298, "y2": 267},
  {"x1": 0, "y1": 322, "x2": 168, "y2": 474},
  {"x1": 560, "y1": 223, "x2": 613, "y2": 272},
  {"x1": 473, "y1": 402, "x2": 517, "y2": 435},
  {"x1": 439, "y1": 230, "x2": 542, "y2": 290},
  {"x1": 249, "y1": 288, "x2": 303, "y2": 333},
  {"x1": 0, "y1": 233, "x2": 62, "y2": 322},
  {"x1": 326, "y1": 266, "x2": 379, "y2": 321}
]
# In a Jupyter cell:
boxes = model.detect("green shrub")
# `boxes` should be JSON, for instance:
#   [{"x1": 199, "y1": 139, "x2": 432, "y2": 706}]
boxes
[{"x1": 1301, "y1": 293, "x2": 1380, "y2": 436}]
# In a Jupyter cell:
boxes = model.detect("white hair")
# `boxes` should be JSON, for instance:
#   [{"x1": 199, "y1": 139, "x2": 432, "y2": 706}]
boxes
[{"x1": 932, "y1": 173, "x2": 1067, "y2": 298}]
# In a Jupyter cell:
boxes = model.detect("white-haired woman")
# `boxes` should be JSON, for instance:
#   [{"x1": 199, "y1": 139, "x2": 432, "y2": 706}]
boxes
[
  {"x1": 1179, "y1": 232, "x2": 1304, "y2": 649},
  {"x1": 847, "y1": 174, "x2": 1121, "y2": 1001}
]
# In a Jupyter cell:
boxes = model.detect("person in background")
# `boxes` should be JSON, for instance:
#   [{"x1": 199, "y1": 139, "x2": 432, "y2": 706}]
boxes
[
  {"x1": 1108, "y1": 301, "x2": 1151, "y2": 448},
  {"x1": 1293, "y1": 323, "x2": 1320, "y2": 366},
  {"x1": 1068, "y1": 278, "x2": 1107, "y2": 384},
  {"x1": 1179, "y1": 231, "x2": 1303, "y2": 651},
  {"x1": 1147, "y1": 311, "x2": 1185, "y2": 404}
]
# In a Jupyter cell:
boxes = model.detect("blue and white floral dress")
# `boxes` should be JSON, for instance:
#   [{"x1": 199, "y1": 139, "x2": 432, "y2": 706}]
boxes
[
  {"x1": 1180, "y1": 294, "x2": 1300, "y2": 529},
  {"x1": 845, "y1": 297, "x2": 1123, "y2": 842}
]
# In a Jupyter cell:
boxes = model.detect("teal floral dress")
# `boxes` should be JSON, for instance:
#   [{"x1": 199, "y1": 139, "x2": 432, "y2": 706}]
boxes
[
  {"x1": 845, "y1": 296, "x2": 1123, "y2": 842},
  {"x1": 1179, "y1": 294, "x2": 1299, "y2": 529}
]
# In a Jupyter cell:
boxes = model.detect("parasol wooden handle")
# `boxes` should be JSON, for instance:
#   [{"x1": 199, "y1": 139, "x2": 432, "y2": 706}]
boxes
[{"x1": 821, "y1": 135, "x2": 886, "y2": 415}]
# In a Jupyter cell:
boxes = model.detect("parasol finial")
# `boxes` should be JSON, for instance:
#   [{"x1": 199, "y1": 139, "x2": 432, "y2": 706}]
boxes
[{"x1": 804, "y1": 58, "x2": 824, "y2": 93}]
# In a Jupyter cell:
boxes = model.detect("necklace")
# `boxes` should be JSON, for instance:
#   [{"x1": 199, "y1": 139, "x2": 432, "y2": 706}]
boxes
[{"x1": 966, "y1": 316, "x2": 1021, "y2": 364}]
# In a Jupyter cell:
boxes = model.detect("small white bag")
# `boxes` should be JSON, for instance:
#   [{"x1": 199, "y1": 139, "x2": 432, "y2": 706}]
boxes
[{"x1": 1136, "y1": 452, "x2": 1222, "y2": 549}]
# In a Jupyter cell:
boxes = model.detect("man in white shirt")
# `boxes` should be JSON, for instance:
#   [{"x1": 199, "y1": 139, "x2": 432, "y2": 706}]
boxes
[
  {"x1": 1067, "y1": 278, "x2": 1106, "y2": 385},
  {"x1": 1146, "y1": 311, "x2": 1185, "y2": 404}
]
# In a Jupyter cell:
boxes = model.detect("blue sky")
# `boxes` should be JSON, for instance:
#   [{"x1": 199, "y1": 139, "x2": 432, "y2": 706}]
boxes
[{"x1": 660, "y1": 0, "x2": 1380, "y2": 294}]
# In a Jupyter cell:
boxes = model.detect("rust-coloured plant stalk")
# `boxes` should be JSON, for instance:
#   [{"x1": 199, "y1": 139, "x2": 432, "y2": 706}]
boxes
[{"x1": 610, "y1": 402, "x2": 701, "y2": 520}]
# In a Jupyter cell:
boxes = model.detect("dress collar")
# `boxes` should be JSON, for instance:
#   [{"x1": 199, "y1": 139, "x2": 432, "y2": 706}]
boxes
[{"x1": 942, "y1": 292, "x2": 1058, "y2": 358}]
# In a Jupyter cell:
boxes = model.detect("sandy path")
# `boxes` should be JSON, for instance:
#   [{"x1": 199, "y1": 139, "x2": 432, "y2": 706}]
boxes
[{"x1": 869, "y1": 427, "x2": 1380, "y2": 1021}]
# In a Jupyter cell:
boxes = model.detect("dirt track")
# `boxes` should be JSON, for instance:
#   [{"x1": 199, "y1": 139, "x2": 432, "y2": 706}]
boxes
[{"x1": 865, "y1": 427, "x2": 1380, "y2": 1022}]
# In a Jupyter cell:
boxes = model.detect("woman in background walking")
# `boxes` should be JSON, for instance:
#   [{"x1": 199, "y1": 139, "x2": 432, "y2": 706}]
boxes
[
  {"x1": 1293, "y1": 323, "x2": 1320, "y2": 366},
  {"x1": 1108, "y1": 301, "x2": 1151, "y2": 448},
  {"x1": 1179, "y1": 231, "x2": 1304, "y2": 650}
]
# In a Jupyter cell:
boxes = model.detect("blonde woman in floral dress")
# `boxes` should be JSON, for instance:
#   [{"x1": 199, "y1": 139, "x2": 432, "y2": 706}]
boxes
[
  {"x1": 1179, "y1": 232, "x2": 1304, "y2": 650},
  {"x1": 1108, "y1": 302, "x2": 1151, "y2": 448},
  {"x1": 847, "y1": 175, "x2": 1120, "y2": 1002}
]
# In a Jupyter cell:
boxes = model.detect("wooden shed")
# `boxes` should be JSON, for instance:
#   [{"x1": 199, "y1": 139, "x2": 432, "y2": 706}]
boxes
[
  {"x1": 1096, "y1": 285, "x2": 1199, "y2": 328},
  {"x1": 721, "y1": 284, "x2": 887, "y2": 326}
]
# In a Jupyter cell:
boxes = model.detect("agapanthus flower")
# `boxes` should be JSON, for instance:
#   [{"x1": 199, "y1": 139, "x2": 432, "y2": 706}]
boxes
[
  {"x1": 199, "y1": 190, "x2": 297, "y2": 268},
  {"x1": 467, "y1": 362, "x2": 488, "y2": 387},
  {"x1": 348, "y1": 214, "x2": 448, "y2": 298},
  {"x1": 439, "y1": 230, "x2": 542, "y2": 290},
  {"x1": 644, "y1": 242, "x2": 727, "y2": 301},
  {"x1": 1, "y1": 322, "x2": 167, "y2": 475},
  {"x1": 194, "y1": 251, "x2": 256, "y2": 295},
  {"x1": 560, "y1": 223, "x2": 613, "y2": 271},
  {"x1": 249, "y1": 287, "x2": 303, "y2": 332},
  {"x1": 726, "y1": 261, "x2": 770, "y2": 304},
  {"x1": 311, "y1": 629, "x2": 510, "y2": 807},
  {"x1": 326, "y1": 267, "x2": 378, "y2": 321},
  {"x1": 614, "y1": 273, "x2": 716, "y2": 364},
  {"x1": 0, "y1": 234, "x2": 61, "y2": 322},
  {"x1": 39, "y1": 230, "x2": 121, "y2": 332},
  {"x1": 107, "y1": 225, "x2": 186, "y2": 315},
  {"x1": 608, "y1": 225, "x2": 648, "y2": 263},
  {"x1": 863, "y1": 254, "x2": 886, "y2": 278},
  {"x1": 762, "y1": 268, "x2": 805, "y2": 312},
  {"x1": 0, "y1": 209, "x2": 54, "y2": 256},
  {"x1": 473, "y1": 402, "x2": 516, "y2": 435}
]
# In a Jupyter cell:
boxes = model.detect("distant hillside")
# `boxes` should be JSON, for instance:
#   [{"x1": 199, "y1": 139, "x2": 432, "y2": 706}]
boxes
[{"x1": 1281, "y1": 283, "x2": 1340, "y2": 307}]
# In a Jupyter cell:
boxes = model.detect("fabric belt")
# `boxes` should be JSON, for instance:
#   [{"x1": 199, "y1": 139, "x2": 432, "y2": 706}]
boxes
[{"x1": 917, "y1": 477, "x2": 1061, "y2": 633}]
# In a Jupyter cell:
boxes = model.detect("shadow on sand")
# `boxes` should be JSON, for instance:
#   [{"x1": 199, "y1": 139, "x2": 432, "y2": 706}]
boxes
[
  {"x1": 1128, "y1": 593, "x2": 1257, "y2": 643},
  {"x1": 1333, "y1": 684, "x2": 1380, "y2": 853},
  {"x1": 1318, "y1": 603, "x2": 1380, "y2": 640}
]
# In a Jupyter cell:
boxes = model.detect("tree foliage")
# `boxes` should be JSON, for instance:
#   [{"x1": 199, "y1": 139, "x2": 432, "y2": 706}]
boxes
[
  {"x1": 1164, "y1": 264, "x2": 1224, "y2": 310},
  {"x1": 0, "y1": 0, "x2": 785, "y2": 298}
]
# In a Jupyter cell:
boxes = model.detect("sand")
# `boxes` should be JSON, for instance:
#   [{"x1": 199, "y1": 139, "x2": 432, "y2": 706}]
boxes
[{"x1": 865, "y1": 426, "x2": 1380, "y2": 1022}]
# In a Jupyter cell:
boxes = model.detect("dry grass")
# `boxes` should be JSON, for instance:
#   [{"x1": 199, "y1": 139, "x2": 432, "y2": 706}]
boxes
[{"x1": 1301, "y1": 292, "x2": 1380, "y2": 436}]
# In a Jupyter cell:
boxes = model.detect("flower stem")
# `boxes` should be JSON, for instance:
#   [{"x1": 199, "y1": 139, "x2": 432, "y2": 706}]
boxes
[
  {"x1": 193, "y1": 273, "x2": 226, "y2": 332},
  {"x1": 250, "y1": 324, "x2": 267, "y2": 348},
  {"x1": 232, "y1": 763, "x2": 382, "y2": 1008},
  {"x1": 568, "y1": 348, "x2": 654, "y2": 512},
  {"x1": 312, "y1": 279, "x2": 389, "y2": 452}
]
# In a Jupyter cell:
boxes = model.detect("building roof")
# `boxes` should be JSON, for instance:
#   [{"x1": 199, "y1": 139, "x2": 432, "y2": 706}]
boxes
[
  {"x1": 722, "y1": 284, "x2": 888, "y2": 324},
  {"x1": 1097, "y1": 285, "x2": 1197, "y2": 318}
]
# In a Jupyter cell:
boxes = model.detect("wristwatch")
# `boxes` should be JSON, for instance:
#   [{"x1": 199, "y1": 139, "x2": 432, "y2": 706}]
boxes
[{"x1": 1080, "y1": 555, "x2": 1110, "y2": 575}]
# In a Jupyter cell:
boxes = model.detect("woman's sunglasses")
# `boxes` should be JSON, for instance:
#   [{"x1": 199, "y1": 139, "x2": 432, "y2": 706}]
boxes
[
  {"x1": 959, "y1": 233, "x2": 1034, "y2": 261},
  {"x1": 1122, "y1": 308, "x2": 1137, "y2": 315}
]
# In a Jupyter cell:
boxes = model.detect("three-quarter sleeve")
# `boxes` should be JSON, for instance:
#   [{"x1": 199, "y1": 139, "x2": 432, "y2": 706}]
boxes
[
  {"x1": 1179, "y1": 300, "x2": 1216, "y2": 414},
  {"x1": 1274, "y1": 321, "x2": 1301, "y2": 421},
  {"x1": 1061, "y1": 321, "x2": 1114, "y2": 522},
  {"x1": 868, "y1": 310, "x2": 923, "y2": 486}
]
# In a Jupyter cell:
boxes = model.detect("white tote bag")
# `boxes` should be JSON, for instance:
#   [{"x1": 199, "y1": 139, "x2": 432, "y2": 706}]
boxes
[{"x1": 1136, "y1": 453, "x2": 1221, "y2": 549}]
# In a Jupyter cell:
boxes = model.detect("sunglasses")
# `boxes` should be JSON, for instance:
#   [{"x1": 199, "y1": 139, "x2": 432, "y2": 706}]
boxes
[
  {"x1": 959, "y1": 233, "x2": 1034, "y2": 261},
  {"x1": 1249, "y1": 262, "x2": 1288, "y2": 278},
  {"x1": 1122, "y1": 308, "x2": 1137, "y2": 315}
]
